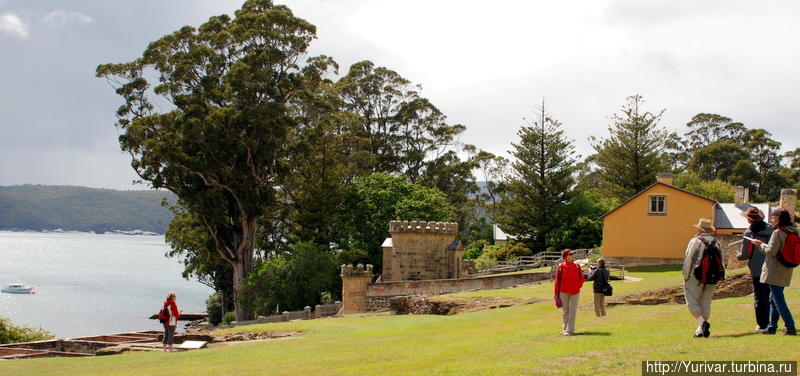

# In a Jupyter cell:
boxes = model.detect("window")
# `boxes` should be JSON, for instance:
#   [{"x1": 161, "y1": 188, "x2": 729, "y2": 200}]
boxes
[{"x1": 649, "y1": 195, "x2": 666, "y2": 215}]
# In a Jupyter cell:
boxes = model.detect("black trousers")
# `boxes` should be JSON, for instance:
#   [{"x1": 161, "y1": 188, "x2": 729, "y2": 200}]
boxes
[{"x1": 753, "y1": 279, "x2": 771, "y2": 329}]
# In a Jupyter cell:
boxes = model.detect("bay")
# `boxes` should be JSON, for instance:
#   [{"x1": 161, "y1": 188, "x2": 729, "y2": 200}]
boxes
[{"x1": 0, "y1": 231, "x2": 213, "y2": 338}]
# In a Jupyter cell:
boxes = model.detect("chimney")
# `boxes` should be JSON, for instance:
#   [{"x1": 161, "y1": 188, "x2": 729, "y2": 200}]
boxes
[
  {"x1": 656, "y1": 173, "x2": 673, "y2": 186},
  {"x1": 779, "y1": 189, "x2": 797, "y2": 222},
  {"x1": 734, "y1": 186, "x2": 749, "y2": 204}
]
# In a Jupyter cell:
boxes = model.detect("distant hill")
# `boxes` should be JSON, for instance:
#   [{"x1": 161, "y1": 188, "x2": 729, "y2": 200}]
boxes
[{"x1": 0, "y1": 185, "x2": 176, "y2": 234}]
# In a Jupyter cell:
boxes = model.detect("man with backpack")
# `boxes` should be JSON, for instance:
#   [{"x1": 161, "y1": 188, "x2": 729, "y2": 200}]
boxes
[
  {"x1": 682, "y1": 218, "x2": 725, "y2": 338},
  {"x1": 751, "y1": 208, "x2": 797, "y2": 335}
]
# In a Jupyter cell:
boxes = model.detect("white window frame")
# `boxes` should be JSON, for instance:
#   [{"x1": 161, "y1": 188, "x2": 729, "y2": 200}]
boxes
[{"x1": 648, "y1": 195, "x2": 667, "y2": 215}]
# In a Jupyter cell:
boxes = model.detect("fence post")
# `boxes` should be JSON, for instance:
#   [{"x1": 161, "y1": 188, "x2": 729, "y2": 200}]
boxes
[{"x1": 304, "y1": 306, "x2": 311, "y2": 320}]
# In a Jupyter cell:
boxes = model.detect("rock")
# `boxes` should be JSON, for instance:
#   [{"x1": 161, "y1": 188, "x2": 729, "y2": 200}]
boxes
[{"x1": 96, "y1": 344, "x2": 133, "y2": 356}]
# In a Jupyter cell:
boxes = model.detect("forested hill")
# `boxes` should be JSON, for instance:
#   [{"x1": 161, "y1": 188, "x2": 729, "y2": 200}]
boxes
[{"x1": 0, "y1": 185, "x2": 176, "y2": 234}]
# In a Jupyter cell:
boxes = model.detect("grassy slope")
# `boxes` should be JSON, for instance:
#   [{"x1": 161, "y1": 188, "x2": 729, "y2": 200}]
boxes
[{"x1": 3, "y1": 267, "x2": 798, "y2": 376}]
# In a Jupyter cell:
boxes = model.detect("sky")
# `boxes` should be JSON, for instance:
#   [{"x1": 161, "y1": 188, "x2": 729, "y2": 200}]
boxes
[{"x1": 1, "y1": 0, "x2": 798, "y2": 190}]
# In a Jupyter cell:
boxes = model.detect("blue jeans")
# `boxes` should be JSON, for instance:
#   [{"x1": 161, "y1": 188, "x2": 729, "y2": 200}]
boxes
[{"x1": 768, "y1": 285, "x2": 796, "y2": 333}]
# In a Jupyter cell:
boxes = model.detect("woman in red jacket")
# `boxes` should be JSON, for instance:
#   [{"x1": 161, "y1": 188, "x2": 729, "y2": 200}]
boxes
[
  {"x1": 161, "y1": 292, "x2": 181, "y2": 352},
  {"x1": 554, "y1": 249, "x2": 585, "y2": 336}
]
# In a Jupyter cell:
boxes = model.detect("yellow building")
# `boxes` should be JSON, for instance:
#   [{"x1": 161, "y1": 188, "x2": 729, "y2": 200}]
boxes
[{"x1": 600, "y1": 176, "x2": 717, "y2": 265}]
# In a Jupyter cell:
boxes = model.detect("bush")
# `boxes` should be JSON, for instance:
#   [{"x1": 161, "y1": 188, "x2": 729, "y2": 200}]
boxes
[
  {"x1": 241, "y1": 242, "x2": 341, "y2": 316},
  {"x1": 462, "y1": 240, "x2": 489, "y2": 260},
  {"x1": 206, "y1": 293, "x2": 223, "y2": 326},
  {"x1": 0, "y1": 317, "x2": 54, "y2": 344},
  {"x1": 221, "y1": 311, "x2": 236, "y2": 326},
  {"x1": 474, "y1": 242, "x2": 531, "y2": 269}
]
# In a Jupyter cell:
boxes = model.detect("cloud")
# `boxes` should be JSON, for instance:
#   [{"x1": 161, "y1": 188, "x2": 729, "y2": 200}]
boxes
[
  {"x1": 41, "y1": 10, "x2": 93, "y2": 29},
  {"x1": 0, "y1": 12, "x2": 29, "y2": 38}
]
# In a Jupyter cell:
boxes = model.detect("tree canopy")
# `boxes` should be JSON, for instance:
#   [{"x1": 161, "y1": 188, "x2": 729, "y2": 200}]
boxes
[
  {"x1": 97, "y1": 0, "x2": 326, "y2": 320},
  {"x1": 496, "y1": 100, "x2": 576, "y2": 252},
  {"x1": 589, "y1": 95, "x2": 669, "y2": 201}
]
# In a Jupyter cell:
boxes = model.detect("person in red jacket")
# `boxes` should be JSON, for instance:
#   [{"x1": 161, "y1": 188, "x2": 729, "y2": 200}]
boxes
[
  {"x1": 161, "y1": 292, "x2": 181, "y2": 352},
  {"x1": 554, "y1": 249, "x2": 585, "y2": 336}
]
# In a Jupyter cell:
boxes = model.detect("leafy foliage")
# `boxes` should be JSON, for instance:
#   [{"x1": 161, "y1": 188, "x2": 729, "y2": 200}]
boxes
[
  {"x1": 673, "y1": 172, "x2": 736, "y2": 202},
  {"x1": 473, "y1": 242, "x2": 532, "y2": 270},
  {"x1": 96, "y1": 0, "x2": 327, "y2": 320},
  {"x1": 0, "y1": 317, "x2": 54, "y2": 344},
  {"x1": 0, "y1": 185, "x2": 174, "y2": 233},
  {"x1": 545, "y1": 190, "x2": 619, "y2": 252},
  {"x1": 241, "y1": 242, "x2": 340, "y2": 314},
  {"x1": 334, "y1": 173, "x2": 455, "y2": 271}
]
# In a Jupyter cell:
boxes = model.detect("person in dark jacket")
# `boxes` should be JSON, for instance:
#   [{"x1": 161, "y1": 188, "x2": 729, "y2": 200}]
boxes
[
  {"x1": 587, "y1": 258, "x2": 610, "y2": 317},
  {"x1": 752, "y1": 208, "x2": 797, "y2": 335},
  {"x1": 161, "y1": 292, "x2": 181, "y2": 352},
  {"x1": 554, "y1": 249, "x2": 585, "y2": 336},
  {"x1": 736, "y1": 207, "x2": 773, "y2": 333}
]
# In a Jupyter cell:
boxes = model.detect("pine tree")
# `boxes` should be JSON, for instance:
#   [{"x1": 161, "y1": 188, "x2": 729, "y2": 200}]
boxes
[
  {"x1": 590, "y1": 95, "x2": 668, "y2": 200},
  {"x1": 496, "y1": 99, "x2": 576, "y2": 253}
]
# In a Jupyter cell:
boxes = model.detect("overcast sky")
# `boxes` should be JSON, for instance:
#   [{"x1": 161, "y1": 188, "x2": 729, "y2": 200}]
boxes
[{"x1": 1, "y1": 0, "x2": 798, "y2": 190}]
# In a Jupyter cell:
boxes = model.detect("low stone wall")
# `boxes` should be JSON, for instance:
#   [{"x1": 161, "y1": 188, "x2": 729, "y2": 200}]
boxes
[
  {"x1": 363, "y1": 272, "x2": 551, "y2": 312},
  {"x1": 218, "y1": 302, "x2": 342, "y2": 328}
]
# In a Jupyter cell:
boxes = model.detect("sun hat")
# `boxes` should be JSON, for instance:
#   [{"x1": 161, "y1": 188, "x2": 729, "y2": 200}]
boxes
[
  {"x1": 693, "y1": 218, "x2": 715, "y2": 233},
  {"x1": 741, "y1": 206, "x2": 764, "y2": 221}
]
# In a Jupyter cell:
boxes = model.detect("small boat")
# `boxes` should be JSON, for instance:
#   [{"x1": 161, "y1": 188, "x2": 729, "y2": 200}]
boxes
[{"x1": 1, "y1": 283, "x2": 34, "y2": 294}]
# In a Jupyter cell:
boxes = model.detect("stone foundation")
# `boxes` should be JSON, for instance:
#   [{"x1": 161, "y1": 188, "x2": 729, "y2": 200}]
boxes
[{"x1": 605, "y1": 234, "x2": 749, "y2": 270}]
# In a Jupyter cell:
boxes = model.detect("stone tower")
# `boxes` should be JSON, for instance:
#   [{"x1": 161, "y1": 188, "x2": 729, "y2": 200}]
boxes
[
  {"x1": 381, "y1": 220, "x2": 462, "y2": 282},
  {"x1": 340, "y1": 264, "x2": 373, "y2": 314}
]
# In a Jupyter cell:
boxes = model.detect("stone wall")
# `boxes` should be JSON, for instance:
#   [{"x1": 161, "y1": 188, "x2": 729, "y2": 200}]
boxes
[
  {"x1": 604, "y1": 234, "x2": 748, "y2": 269},
  {"x1": 340, "y1": 269, "x2": 551, "y2": 313},
  {"x1": 383, "y1": 220, "x2": 461, "y2": 282}
]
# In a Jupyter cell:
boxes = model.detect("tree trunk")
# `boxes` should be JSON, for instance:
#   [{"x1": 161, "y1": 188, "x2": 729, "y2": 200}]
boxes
[
  {"x1": 231, "y1": 216, "x2": 257, "y2": 322},
  {"x1": 232, "y1": 262, "x2": 254, "y2": 321}
]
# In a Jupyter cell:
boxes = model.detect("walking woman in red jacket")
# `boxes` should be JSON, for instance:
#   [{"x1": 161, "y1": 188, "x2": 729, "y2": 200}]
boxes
[
  {"x1": 554, "y1": 249, "x2": 585, "y2": 336},
  {"x1": 161, "y1": 292, "x2": 181, "y2": 352}
]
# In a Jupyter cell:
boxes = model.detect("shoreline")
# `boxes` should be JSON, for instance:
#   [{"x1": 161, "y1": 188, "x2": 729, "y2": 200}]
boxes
[{"x1": 0, "y1": 229, "x2": 163, "y2": 236}]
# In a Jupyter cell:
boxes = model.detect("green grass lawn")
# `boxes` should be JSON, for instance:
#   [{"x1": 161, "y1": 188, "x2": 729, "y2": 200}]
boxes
[{"x1": 2, "y1": 267, "x2": 797, "y2": 376}]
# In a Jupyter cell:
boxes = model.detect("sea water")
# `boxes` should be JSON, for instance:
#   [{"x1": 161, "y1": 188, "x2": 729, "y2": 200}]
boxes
[{"x1": 0, "y1": 231, "x2": 213, "y2": 338}]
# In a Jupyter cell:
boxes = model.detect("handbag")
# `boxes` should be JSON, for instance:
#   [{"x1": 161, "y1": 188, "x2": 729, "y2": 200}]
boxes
[{"x1": 602, "y1": 282, "x2": 613, "y2": 297}]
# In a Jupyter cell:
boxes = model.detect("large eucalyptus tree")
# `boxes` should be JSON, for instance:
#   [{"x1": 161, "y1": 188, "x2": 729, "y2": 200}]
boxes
[{"x1": 96, "y1": 0, "x2": 327, "y2": 320}]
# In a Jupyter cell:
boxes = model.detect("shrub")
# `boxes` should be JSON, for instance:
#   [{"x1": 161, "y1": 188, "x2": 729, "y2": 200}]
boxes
[
  {"x1": 474, "y1": 242, "x2": 531, "y2": 269},
  {"x1": 241, "y1": 242, "x2": 341, "y2": 316},
  {"x1": 221, "y1": 311, "x2": 237, "y2": 326},
  {"x1": 463, "y1": 240, "x2": 489, "y2": 260},
  {"x1": 0, "y1": 317, "x2": 54, "y2": 344},
  {"x1": 206, "y1": 293, "x2": 223, "y2": 326}
]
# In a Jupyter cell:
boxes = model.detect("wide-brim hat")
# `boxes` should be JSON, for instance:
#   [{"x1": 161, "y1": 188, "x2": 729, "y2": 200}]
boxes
[
  {"x1": 740, "y1": 206, "x2": 764, "y2": 221},
  {"x1": 693, "y1": 218, "x2": 715, "y2": 232}
]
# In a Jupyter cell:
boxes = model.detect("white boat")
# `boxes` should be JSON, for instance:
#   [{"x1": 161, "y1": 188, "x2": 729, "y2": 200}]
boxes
[{"x1": 1, "y1": 283, "x2": 34, "y2": 294}]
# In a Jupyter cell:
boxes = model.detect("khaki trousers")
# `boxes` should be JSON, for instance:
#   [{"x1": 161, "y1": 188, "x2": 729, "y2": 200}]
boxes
[
  {"x1": 559, "y1": 292, "x2": 580, "y2": 334},
  {"x1": 593, "y1": 293, "x2": 606, "y2": 317}
]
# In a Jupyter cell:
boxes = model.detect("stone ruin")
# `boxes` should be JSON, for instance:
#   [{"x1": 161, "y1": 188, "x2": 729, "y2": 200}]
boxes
[
  {"x1": 381, "y1": 220, "x2": 463, "y2": 282},
  {"x1": 340, "y1": 220, "x2": 551, "y2": 314}
]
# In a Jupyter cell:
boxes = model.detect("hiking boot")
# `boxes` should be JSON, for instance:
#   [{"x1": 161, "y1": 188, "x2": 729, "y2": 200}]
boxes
[{"x1": 702, "y1": 321, "x2": 711, "y2": 338}]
